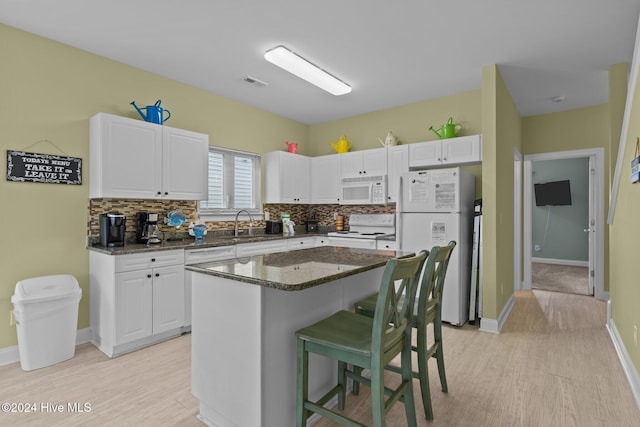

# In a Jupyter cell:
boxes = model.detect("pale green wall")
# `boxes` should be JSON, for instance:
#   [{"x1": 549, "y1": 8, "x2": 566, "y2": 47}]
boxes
[
  {"x1": 309, "y1": 90, "x2": 482, "y2": 155},
  {"x1": 522, "y1": 105, "x2": 609, "y2": 155},
  {"x1": 0, "y1": 24, "x2": 307, "y2": 349},
  {"x1": 531, "y1": 158, "x2": 590, "y2": 261},
  {"x1": 610, "y1": 62, "x2": 640, "y2": 376},
  {"x1": 522, "y1": 105, "x2": 611, "y2": 291},
  {"x1": 308, "y1": 90, "x2": 483, "y2": 197},
  {"x1": 609, "y1": 63, "x2": 628, "y2": 184},
  {"x1": 481, "y1": 65, "x2": 521, "y2": 320}
]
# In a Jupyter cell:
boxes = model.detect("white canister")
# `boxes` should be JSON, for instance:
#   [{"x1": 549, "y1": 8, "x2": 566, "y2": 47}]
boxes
[{"x1": 281, "y1": 214, "x2": 290, "y2": 234}]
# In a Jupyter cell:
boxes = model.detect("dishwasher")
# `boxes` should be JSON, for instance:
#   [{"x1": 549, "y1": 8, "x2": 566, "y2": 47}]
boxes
[{"x1": 183, "y1": 246, "x2": 236, "y2": 332}]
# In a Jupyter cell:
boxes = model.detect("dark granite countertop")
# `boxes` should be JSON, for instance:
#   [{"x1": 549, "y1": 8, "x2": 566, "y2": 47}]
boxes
[
  {"x1": 86, "y1": 232, "x2": 332, "y2": 255},
  {"x1": 185, "y1": 246, "x2": 413, "y2": 291}
]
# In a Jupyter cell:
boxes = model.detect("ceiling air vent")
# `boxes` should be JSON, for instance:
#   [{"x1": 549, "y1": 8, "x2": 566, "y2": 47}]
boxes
[{"x1": 243, "y1": 76, "x2": 268, "y2": 87}]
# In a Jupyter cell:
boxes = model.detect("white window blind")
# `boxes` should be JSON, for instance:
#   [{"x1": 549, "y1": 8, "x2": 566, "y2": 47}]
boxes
[{"x1": 199, "y1": 146, "x2": 261, "y2": 216}]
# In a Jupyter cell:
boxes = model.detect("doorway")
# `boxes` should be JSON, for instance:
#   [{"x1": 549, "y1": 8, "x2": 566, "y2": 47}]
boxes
[{"x1": 522, "y1": 148, "x2": 605, "y2": 300}]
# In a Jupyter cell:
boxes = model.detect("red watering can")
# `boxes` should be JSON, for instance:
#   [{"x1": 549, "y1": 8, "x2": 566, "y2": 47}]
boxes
[{"x1": 285, "y1": 141, "x2": 298, "y2": 153}]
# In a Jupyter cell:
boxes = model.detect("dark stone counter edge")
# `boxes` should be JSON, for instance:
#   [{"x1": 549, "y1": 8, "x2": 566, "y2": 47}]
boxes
[
  {"x1": 86, "y1": 232, "x2": 336, "y2": 255},
  {"x1": 184, "y1": 251, "x2": 414, "y2": 292}
]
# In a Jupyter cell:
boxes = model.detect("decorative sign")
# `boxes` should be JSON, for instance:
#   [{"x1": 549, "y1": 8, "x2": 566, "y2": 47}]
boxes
[{"x1": 7, "y1": 150, "x2": 82, "y2": 185}]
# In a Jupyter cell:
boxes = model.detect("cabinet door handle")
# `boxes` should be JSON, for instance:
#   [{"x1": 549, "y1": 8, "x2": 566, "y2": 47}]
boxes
[
  {"x1": 147, "y1": 274, "x2": 152, "y2": 278},
  {"x1": 164, "y1": 192, "x2": 168, "y2": 195},
  {"x1": 155, "y1": 273, "x2": 160, "y2": 277},
  {"x1": 151, "y1": 258, "x2": 156, "y2": 262},
  {"x1": 443, "y1": 157, "x2": 447, "y2": 161},
  {"x1": 157, "y1": 191, "x2": 162, "y2": 195}
]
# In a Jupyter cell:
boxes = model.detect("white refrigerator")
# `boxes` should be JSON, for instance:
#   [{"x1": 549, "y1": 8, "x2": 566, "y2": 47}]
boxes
[{"x1": 397, "y1": 168, "x2": 475, "y2": 326}]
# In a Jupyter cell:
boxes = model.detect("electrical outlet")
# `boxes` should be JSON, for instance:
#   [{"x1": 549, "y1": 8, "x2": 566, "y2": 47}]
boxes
[
  {"x1": 264, "y1": 211, "x2": 270, "y2": 221},
  {"x1": 634, "y1": 325, "x2": 638, "y2": 347},
  {"x1": 9, "y1": 310, "x2": 15, "y2": 326}
]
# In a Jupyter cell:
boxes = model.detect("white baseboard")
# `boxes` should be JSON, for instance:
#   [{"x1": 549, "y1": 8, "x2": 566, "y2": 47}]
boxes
[
  {"x1": 532, "y1": 257, "x2": 589, "y2": 267},
  {"x1": 606, "y1": 318, "x2": 640, "y2": 410},
  {"x1": 479, "y1": 293, "x2": 515, "y2": 334},
  {"x1": 0, "y1": 328, "x2": 91, "y2": 367}
]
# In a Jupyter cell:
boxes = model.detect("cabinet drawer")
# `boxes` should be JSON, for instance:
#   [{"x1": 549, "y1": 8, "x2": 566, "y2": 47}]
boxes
[
  {"x1": 327, "y1": 237, "x2": 377, "y2": 250},
  {"x1": 376, "y1": 240, "x2": 397, "y2": 250},
  {"x1": 287, "y1": 237, "x2": 316, "y2": 251},
  {"x1": 115, "y1": 249, "x2": 185, "y2": 273},
  {"x1": 235, "y1": 240, "x2": 286, "y2": 257},
  {"x1": 185, "y1": 246, "x2": 236, "y2": 264}
]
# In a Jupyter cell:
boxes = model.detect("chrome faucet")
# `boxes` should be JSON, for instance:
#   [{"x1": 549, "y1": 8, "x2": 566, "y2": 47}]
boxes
[{"x1": 234, "y1": 209, "x2": 254, "y2": 237}]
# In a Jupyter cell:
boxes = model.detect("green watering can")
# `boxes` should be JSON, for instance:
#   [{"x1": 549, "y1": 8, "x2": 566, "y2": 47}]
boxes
[{"x1": 429, "y1": 117, "x2": 462, "y2": 139}]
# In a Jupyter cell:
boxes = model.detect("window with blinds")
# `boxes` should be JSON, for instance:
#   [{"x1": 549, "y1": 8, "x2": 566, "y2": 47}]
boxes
[{"x1": 199, "y1": 146, "x2": 261, "y2": 216}]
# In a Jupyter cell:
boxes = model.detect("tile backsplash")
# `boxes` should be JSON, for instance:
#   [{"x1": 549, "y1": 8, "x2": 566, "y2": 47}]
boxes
[
  {"x1": 88, "y1": 199, "x2": 199, "y2": 240},
  {"x1": 88, "y1": 199, "x2": 396, "y2": 242}
]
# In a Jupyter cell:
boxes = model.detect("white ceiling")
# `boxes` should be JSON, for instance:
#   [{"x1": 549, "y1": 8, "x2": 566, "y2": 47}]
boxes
[{"x1": 1, "y1": 1, "x2": 639, "y2": 125}]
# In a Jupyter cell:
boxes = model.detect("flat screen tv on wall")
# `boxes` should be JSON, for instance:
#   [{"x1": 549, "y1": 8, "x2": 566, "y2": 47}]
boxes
[{"x1": 534, "y1": 180, "x2": 572, "y2": 206}]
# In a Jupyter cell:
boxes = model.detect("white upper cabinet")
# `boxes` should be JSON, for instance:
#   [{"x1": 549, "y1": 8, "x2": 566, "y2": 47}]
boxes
[
  {"x1": 90, "y1": 113, "x2": 208, "y2": 200},
  {"x1": 339, "y1": 147, "x2": 388, "y2": 179},
  {"x1": 162, "y1": 126, "x2": 210, "y2": 200},
  {"x1": 386, "y1": 145, "x2": 409, "y2": 203},
  {"x1": 264, "y1": 151, "x2": 311, "y2": 204},
  {"x1": 311, "y1": 154, "x2": 340, "y2": 204},
  {"x1": 409, "y1": 134, "x2": 482, "y2": 169}
]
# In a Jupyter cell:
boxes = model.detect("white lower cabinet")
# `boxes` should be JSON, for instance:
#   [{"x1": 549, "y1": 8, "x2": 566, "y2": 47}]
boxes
[{"x1": 90, "y1": 249, "x2": 185, "y2": 357}]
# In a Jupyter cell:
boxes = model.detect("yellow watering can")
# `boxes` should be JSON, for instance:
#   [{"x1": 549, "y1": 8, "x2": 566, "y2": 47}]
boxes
[{"x1": 329, "y1": 134, "x2": 352, "y2": 153}]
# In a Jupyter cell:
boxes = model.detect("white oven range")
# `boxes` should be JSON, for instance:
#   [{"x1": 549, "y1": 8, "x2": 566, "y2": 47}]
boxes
[{"x1": 327, "y1": 214, "x2": 395, "y2": 249}]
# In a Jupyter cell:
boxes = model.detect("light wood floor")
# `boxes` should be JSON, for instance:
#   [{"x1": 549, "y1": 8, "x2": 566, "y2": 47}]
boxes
[{"x1": 1, "y1": 290, "x2": 638, "y2": 426}]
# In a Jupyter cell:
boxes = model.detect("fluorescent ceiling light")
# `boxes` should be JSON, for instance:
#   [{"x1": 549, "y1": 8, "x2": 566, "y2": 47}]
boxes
[{"x1": 264, "y1": 45, "x2": 351, "y2": 96}]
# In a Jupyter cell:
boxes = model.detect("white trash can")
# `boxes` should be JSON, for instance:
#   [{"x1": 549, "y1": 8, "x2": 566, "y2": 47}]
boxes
[{"x1": 11, "y1": 274, "x2": 82, "y2": 371}]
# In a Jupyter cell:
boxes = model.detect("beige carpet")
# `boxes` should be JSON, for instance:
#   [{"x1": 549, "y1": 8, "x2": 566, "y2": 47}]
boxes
[{"x1": 532, "y1": 262, "x2": 591, "y2": 295}]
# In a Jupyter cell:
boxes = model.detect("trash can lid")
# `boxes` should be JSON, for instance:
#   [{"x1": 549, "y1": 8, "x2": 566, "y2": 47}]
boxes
[{"x1": 12, "y1": 274, "x2": 81, "y2": 303}]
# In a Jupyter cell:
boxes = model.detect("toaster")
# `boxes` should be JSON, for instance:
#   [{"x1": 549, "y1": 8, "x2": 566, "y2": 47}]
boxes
[{"x1": 265, "y1": 220, "x2": 283, "y2": 234}]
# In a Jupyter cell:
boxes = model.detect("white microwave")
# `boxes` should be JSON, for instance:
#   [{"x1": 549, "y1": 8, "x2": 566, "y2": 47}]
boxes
[{"x1": 340, "y1": 175, "x2": 387, "y2": 205}]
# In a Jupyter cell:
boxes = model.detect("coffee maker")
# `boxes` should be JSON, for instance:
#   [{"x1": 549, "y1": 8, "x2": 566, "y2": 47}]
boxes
[
  {"x1": 137, "y1": 212, "x2": 162, "y2": 244},
  {"x1": 99, "y1": 212, "x2": 126, "y2": 247}
]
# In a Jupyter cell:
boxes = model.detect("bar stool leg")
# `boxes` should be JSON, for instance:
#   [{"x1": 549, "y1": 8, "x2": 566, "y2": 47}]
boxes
[
  {"x1": 434, "y1": 317, "x2": 448, "y2": 393},
  {"x1": 417, "y1": 325, "x2": 434, "y2": 420},
  {"x1": 296, "y1": 339, "x2": 309, "y2": 427}
]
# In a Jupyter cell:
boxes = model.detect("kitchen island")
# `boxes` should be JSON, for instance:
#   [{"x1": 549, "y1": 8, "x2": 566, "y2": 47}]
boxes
[{"x1": 186, "y1": 246, "x2": 412, "y2": 427}]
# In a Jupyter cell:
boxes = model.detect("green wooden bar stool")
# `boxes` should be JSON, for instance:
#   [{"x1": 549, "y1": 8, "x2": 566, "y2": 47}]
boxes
[
  {"x1": 295, "y1": 251, "x2": 428, "y2": 427},
  {"x1": 353, "y1": 241, "x2": 456, "y2": 421}
]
